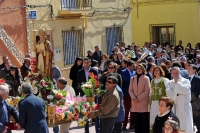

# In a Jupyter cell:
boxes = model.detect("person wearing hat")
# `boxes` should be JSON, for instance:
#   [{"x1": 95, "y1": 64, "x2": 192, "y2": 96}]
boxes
[{"x1": 92, "y1": 46, "x2": 102, "y2": 67}]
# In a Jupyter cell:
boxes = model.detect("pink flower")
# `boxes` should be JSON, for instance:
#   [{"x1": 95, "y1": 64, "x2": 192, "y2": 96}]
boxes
[
  {"x1": 73, "y1": 114, "x2": 79, "y2": 120},
  {"x1": 44, "y1": 82, "x2": 50, "y2": 86},
  {"x1": 84, "y1": 103, "x2": 89, "y2": 108},
  {"x1": 56, "y1": 106, "x2": 62, "y2": 114}
]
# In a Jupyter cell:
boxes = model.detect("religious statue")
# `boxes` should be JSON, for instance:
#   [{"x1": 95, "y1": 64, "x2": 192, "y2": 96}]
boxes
[{"x1": 35, "y1": 28, "x2": 53, "y2": 79}]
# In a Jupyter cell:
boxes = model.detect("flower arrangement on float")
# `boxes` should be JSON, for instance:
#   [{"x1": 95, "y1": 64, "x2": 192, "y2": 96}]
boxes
[
  {"x1": 10, "y1": 71, "x2": 101, "y2": 127},
  {"x1": 6, "y1": 96, "x2": 22, "y2": 108},
  {"x1": 81, "y1": 72, "x2": 104, "y2": 102},
  {"x1": 53, "y1": 96, "x2": 100, "y2": 126}
]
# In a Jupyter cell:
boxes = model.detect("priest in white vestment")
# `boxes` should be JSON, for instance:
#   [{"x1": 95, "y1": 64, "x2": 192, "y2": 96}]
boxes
[{"x1": 166, "y1": 67, "x2": 193, "y2": 133}]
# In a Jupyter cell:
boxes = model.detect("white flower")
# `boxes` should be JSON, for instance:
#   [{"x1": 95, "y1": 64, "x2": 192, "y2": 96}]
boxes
[
  {"x1": 18, "y1": 86, "x2": 22, "y2": 94},
  {"x1": 47, "y1": 95, "x2": 54, "y2": 100},
  {"x1": 32, "y1": 80, "x2": 38, "y2": 86},
  {"x1": 32, "y1": 87, "x2": 38, "y2": 94},
  {"x1": 52, "y1": 89, "x2": 58, "y2": 95},
  {"x1": 24, "y1": 77, "x2": 28, "y2": 81}
]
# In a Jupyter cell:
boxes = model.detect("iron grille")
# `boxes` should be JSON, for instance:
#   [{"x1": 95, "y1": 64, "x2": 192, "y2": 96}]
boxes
[
  {"x1": 149, "y1": 23, "x2": 176, "y2": 47},
  {"x1": 61, "y1": 0, "x2": 92, "y2": 10},
  {"x1": 62, "y1": 29, "x2": 83, "y2": 65},
  {"x1": 106, "y1": 26, "x2": 123, "y2": 55}
]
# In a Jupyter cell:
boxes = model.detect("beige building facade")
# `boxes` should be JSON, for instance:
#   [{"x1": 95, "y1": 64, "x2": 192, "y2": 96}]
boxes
[{"x1": 27, "y1": 0, "x2": 132, "y2": 69}]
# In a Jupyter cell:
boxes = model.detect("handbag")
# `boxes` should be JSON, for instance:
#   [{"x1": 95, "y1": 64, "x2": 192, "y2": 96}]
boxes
[
  {"x1": 5, "y1": 122, "x2": 17, "y2": 130},
  {"x1": 195, "y1": 95, "x2": 200, "y2": 111}
]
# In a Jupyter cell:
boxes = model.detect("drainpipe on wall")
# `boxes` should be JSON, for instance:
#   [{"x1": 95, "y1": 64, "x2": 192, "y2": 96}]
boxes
[
  {"x1": 136, "y1": 0, "x2": 139, "y2": 18},
  {"x1": 83, "y1": 13, "x2": 87, "y2": 30},
  {"x1": 82, "y1": 13, "x2": 87, "y2": 58}
]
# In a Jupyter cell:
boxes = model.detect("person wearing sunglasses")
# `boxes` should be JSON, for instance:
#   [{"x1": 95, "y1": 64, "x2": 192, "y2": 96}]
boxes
[
  {"x1": 91, "y1": 76, "x2": 120, "y2": 133},
  {"x1": 99, "y1": 62, "x2": 122, "y2": 91}
]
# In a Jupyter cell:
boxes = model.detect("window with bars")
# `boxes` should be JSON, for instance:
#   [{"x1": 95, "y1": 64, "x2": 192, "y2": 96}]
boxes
[
  {"x1": 149, "y1": 23, "x2": 175, "y2": 47},
  {"x1": 62, "y1": 29, "x2": 83, "y2": 65},
  {"x1": 106, "y1": 26, "x2": 123, "y2": 55},
  {"x1": 61, "y1": 0, "x2": 92, "y2": 10}
]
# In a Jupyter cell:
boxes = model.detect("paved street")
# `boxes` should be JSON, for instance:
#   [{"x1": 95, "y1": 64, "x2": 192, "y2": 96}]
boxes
[
  {"x1": 12, "y1": 120, "x2": 197, "y2": 133},
  {"x1": 13, "y1": 121, "x2": 135, "y2": 133}
]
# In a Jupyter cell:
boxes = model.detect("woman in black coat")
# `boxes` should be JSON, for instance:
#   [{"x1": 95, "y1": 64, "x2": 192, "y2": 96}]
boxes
[
  {"x1": 69, "y1": 57, "x2": 83, "y2": 96},
  {"x1": 99, "y1": 62, "x2": 122, "y2": 89},
  {"x1": 6, "y1": 66, "x2": 22, "y2": 96}
]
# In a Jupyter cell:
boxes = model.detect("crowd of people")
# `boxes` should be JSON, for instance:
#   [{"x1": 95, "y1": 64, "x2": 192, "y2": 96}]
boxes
[
  {"x1": 69, "y1": 41, "x2": 200, "y2": 133},
  {"x1": 0, "y1": 39, "x2": 200, "y2": 133}
]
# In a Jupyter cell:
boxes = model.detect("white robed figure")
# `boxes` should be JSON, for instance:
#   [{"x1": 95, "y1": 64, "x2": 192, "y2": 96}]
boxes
[{"x1": 166, "y1": 67, "x2": 193, "y2": 133}]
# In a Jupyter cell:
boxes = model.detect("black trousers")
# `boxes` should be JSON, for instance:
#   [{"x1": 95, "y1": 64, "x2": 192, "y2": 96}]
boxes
[
  {"x1": 133, "y1": 112, "x2": 149, "y2": 133},
  {"x1": 100, "y1": 117, "x2": 116, "y2": 133},
  {"x1": 113, "y1": 122, "x2": 123, "y2": 133},
  {"x1": 194, "y1": 115, "x2": 200, "y2": 133}
]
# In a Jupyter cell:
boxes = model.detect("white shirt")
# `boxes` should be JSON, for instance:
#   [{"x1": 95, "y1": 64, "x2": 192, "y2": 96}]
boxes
[
  {"x1": 84, "y1": 67, "x2": 91, "y2": 79},
  {"x1": 189, "y1": 74, "x2": 195, "y2": 82},
  {"x1": 158, "y1": 110, "x2": 170, "y2": 117},
  {"x1": 154, "y1": 77, "x2": 169, "y2": 88}
]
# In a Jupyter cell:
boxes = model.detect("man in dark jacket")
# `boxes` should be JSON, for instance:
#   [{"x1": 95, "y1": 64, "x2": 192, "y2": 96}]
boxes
[
  {"x1": 120, "y1": 60, "x2": 136, "y2": 130},
  {"x1": 18, "y1": 82, "x2": 49, "y2": 133},
  {"x1": 0, "y1": 59, "x2": 11, "y2": 79},
  {"x1": 188, "y1": 64, "x2": 200, "y2": 133},
  {"x1": 20, "y1": 58, "x2": 31, "y2": 80},
  {"x1": 174, "y1": 40, "x2": 184, "y2": 54},
  {"x1": 92, "y1": 46, "x2": 102, "y2": 67},
  {"x1": 0, "y1": 56, "x2": 9, "y2": 70},
  {"x1": 0, "y1": 84, "x2": 20, "y2": 133},
  {"x1": 76, "y1": 57, "x2": 99, "y2": 133}
]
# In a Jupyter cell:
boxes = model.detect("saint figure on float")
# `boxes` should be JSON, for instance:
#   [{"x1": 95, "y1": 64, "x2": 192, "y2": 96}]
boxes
[{"x1": 35, "y1": 28, "x2": 53, "y2": 79}]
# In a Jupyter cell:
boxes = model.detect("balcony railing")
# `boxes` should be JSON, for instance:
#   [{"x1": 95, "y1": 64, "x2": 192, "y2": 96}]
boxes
[{"x1": 61, "y1": 0, "x2": 92, "y2": 10}]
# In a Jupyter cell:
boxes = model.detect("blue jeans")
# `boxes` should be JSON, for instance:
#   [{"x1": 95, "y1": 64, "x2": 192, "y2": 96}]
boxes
[{"x1": 53, "y1": 126, "x2": 59, "y2": 133}]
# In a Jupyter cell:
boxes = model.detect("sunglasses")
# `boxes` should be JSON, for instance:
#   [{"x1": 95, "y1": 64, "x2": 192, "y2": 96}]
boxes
[
  {"x1": 10, "y1": 69, "x2": 15, "y2": 71},
  {"x1": 106, "y1": 80, "x2": 113, "y2": 84},
  {"x1": 108, "y1": 67, "x2": 115, "y2": 69}
]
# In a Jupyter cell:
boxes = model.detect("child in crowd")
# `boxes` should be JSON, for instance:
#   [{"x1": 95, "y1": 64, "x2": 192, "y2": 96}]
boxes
[
  {"x1": 163, "y1": 117, "x2": 181, "y2": 133},
  {"x1": 153, "y1": 97, "x2": 180, "y2": 133}
]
